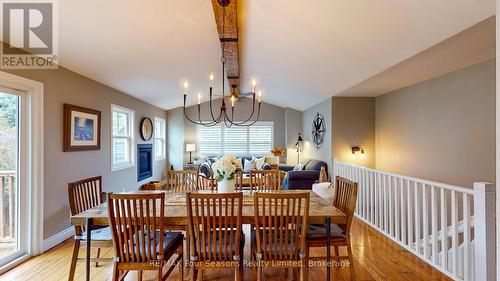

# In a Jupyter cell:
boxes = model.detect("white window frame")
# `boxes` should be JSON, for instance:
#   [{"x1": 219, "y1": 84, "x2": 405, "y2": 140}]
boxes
[
  {"x1": 196, "y1": 121, "x2": 274, "y2": 157},
  {"x1": 154, "y1": 116, "x2": 166, "y2": 161},
  {"x1": 111, "y1": 104, "x2": 135, "y2": 171},
  {"x1": 0, "y1": 71, "x2": 44, "y2": 272}
]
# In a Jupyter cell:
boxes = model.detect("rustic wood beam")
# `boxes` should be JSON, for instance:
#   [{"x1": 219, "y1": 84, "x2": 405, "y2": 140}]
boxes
[{"x1": 211, "y1": 0, "x2": 240, "y2": 96}]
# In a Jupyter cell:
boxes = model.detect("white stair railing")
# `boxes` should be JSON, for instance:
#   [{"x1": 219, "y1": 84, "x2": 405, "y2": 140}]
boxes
[{"x1": 333, "y1": 160, "x2": 496, "y2": 281}]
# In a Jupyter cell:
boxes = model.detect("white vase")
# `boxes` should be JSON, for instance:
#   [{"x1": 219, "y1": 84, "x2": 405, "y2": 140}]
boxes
[{"x1": 218, "y1": 178, "x2": 235, "y2": 193}]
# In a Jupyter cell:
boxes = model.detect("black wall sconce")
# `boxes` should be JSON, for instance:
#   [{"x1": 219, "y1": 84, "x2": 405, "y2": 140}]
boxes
[{"x1": 351, "y1": 146, "x2": 365, "y2": 159}]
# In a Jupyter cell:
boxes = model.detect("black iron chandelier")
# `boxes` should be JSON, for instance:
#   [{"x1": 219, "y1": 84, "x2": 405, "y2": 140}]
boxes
[{"x1": 182, "y1": 0, "x2": 262, "y2": 128}]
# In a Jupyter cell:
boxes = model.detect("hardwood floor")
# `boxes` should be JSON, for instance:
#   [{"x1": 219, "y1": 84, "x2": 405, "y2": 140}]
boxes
[{"x1": 1, "y1": 218, "x2": 451, "y2": 281}]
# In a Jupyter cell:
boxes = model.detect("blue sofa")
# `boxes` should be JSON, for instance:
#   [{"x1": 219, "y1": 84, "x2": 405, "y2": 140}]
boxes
[
  {"x1": 199, "y1": 156, "x2": 271, "y2": 178},
  {"x1": 279, "y1": 159, "x2": 328, "y2": 190}
]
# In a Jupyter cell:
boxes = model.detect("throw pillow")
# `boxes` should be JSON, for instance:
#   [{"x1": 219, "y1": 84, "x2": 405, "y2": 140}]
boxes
[
  {"x1": 255, "y1": 157, "x2": 266, "y2": 170},
  {"x1": 293, "y1": 163, "x2": 305, "y2": 171},
  {"x1": 243, "y1": 158, "x2": 255, "y2": 173}
]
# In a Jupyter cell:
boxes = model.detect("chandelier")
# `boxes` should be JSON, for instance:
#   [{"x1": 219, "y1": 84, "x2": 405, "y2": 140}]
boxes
[{"x1": 182, "y1": 0, "x2": 262, "y2": 128}]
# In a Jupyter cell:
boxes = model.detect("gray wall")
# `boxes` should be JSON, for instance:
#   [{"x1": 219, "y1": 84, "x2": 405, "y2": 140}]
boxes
[
  {"x1": 332, "y1": 97, "x2": 376, "y2": 168},
  {"x1": 302, "y1": 98, "x2": 333, "y2": 175},
  {"x1": 3, "y1": 67, "x2": 167, "y2": 239},
  {"x1": 167, "y1": 107, "x2": 185, "y2": 170},
  {"x1": 285, "y1": 108, "x2": 303, "y2": 165},
  {"x1": 375, "y1": 58, "x2": 495, "y2": 187}
]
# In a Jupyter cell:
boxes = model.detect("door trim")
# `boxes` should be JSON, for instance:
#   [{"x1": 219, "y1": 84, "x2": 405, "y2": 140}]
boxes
[{"x1": 0, "y1": 71, "x2": 44, "y2": 259}]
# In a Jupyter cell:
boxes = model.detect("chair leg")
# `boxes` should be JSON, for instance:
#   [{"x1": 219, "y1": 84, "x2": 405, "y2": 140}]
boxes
[
  {"x1": 94, "y1": 247, "x2": 101, "y2": 267},
  {"x1": 158, "y1": 261, "x2": 163, "y2": 281},
  {"x1": 347, "y1": 242, "x2": 356, "y2": 281},
  {"x1": 138, "y1": 270, "x2": 143, "y2": 281},
  {"x1": 112, "y1": 262, "x2": 119, "y2": 281},
  {"x1": 301, "y1": 246, "x2": 309, "y2": 281},
  {"x1": 178, "y1": 243, "x2": 184, "y2": 281},
  {"x1": 190, "y1": 268, "x2": 198, "y2": 281},
  {"x1": 68, "y1": 240, "x2": 80, "y2": 281},
  {"x1": 257, "y1": 262, "x2": 262, "y2": 281}
]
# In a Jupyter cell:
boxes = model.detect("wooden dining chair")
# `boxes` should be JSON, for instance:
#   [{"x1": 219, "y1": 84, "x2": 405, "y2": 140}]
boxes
[
  {"x1": 186, "y1": 192, "x2": 244, "y2": 281},
  {"x1": 67, "y1": 176, "x2": 113, "y2": 281},
  {"x1": 249, "y1": 170, "x2": 282, "y2": 191},
  {"x1": 233, "y1": 170, "x2": 244, "y2": 191},
  {"x1": 107, "y1": 192, "x2": 184, "y2": 281},
  {"x1": 140, "y1": 182, "x2": 161, "y2": 191},
  {"x1": 306, "y1": 176, "x2": 358, "y2": 280},
  {"x1": 165, "y1": 170, "x2": 198, "y2": 192},
  {"x1": 252, "y1": 192, "x2": 310, "y2": 281},
  {"x1": 197, "y1": 173, "x2": 216, "y2": 191}
]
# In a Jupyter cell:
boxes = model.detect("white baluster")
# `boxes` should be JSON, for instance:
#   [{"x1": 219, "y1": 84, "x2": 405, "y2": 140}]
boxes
[
  {"x1": 463, "y1": 194, "x2": 470, "y2": 281},
  {"x1": 383, "y1": 174, "x2": 388, "y2": 232},
  {"x1": 395, "y1": 177, "x2": 400, "y2": 241},
  {"x1": 423, "y1": 184, "x2": 429, "y2": 260},
  {"x1": 415, "y1": 182, "x2": 421, "y2": 255},
  {"x1": 440, "y1": 188, "x2": 448, "y2": 271},
  {"x1": 389, "y1": 175, "x2": 394, "y2": 237},
  {"x1": 400, "y1": 178, "x2": 406, "y2": 244},
  {"x1": 407, "y1": 180, "x2": 413, "y2": 249},
  {"x1": 451, "y1": 190, "x2": 458, "y2": 275},
  {"x1": 431, "y1": 186, "x2": 438, "y2": 264}
]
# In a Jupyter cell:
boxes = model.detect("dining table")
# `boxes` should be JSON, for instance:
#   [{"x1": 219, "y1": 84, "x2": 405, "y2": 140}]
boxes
[{"x1": 70, "y1": 190, "x2": 347, "y2": 281}]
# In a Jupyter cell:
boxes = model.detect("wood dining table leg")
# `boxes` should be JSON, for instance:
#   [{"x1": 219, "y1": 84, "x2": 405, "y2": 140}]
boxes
[
  {"x1": 326, "y1": 217, "x2": 331, "y2": 281},
  {"x1": 86, "y1": 218, "x2": 92, "y2": 281}
]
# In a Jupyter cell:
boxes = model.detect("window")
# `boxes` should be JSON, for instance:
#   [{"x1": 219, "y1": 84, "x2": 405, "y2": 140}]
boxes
[
  {"x1": 111, "y1": 105, "x2": 134, "y2": 171},
  {"x1": 197, "y1": 122, "x2": 273, "y2": 156},
  {"x1": 154, "y1": 117, "x2": 166, "y2": 160}
]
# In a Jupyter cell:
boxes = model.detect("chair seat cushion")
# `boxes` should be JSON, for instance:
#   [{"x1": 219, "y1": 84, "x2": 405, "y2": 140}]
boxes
[
  {"x1": 137, "y1": 231, "x2": 184, "y2": 258},
  {"x1": 306, "y1": 224, "x2": 347, "y2": 240},
  {"x1": 80, "y1": 227, "x2": 112, "y2": 241}
]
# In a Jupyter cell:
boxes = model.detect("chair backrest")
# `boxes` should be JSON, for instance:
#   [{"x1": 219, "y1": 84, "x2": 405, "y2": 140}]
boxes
[
  {"x1": 249, "y1": 170, "x2": 281, "y2": 191},
  {"x1": 333, "y1": 176, "x2": 358, "y2": 234},
  {"x1": 68, "y1": 176, "x2": 103, "y2": 234},
  {"x1": 197, "y1": 173, "x2": 216, "y2": 191},
  {"x1": 233, "y1": 170, "x2": 244, "y2": 191},
  {"x1": 165, "y1": 170, "x2": 198, "y2": 192},
  {"x1": 186, "y1": 192, "x2": 243, "y2": 263},
  {"x1": 253, "y1": 192, "x2": 310, "y2": 261},
  {"x1": 107, "y1": 192, "x2": 165, "y2": 264}
]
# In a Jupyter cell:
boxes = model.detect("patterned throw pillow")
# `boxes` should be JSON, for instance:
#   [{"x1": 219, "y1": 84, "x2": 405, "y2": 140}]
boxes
[
  {"x1": 293, "y1": 163, "x2": 305, "y2": 171},
  {"x1": 243, "y1": 158, "x2": 255, "y2": 173},
  {"x1": 255, "y1": 157, "x2": 266, "y2": 170}
]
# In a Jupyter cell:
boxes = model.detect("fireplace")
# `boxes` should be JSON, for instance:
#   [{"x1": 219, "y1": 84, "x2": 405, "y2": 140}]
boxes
[{"x1": 137, "y1": 144, "x2": 153, "y2": 181}]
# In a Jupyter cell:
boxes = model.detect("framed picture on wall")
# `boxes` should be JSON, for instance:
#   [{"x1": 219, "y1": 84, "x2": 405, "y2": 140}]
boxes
[{"x1": 63, "y1": 103, "x2": 101, "y2": 151}]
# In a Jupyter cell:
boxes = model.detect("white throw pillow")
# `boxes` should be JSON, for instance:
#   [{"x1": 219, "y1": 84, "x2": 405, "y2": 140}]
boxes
[
  {"x1": 243, "y1": 158, "x2": 255, "y2": 172},
  {"x1": 293, "y1": 163, "x2": 305, "y2": 171},
  {"x1": 254, "y1": 157, "x2": 266, "y2": 170}
]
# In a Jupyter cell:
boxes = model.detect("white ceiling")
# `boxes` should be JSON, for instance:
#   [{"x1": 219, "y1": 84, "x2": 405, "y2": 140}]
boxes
[{"x1": 57, "y1": 0, "x2": 495, "y2": 111}]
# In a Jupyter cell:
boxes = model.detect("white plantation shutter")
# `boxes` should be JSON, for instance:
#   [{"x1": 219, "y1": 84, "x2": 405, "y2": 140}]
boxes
[
  {"x1": 198, "y1": 122, "x2": 273, "y2": 156},
  {"x1": 224, "y1": 126, "x2": 248, "y2": 155},
  {"x1": 249, "y1": 123, "x2": 273, "y2": 155},
  {"x1": 198, "y1": 125, "x2": 222, "y2": 155}
]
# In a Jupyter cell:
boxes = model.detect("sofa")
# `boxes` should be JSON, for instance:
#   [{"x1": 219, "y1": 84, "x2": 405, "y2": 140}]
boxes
[
  {"x1": 199, "y1": 156, "x2": 272, "y2": 178},
  {"x1": 279, "y1": 159, "x2": 328, "y2": 190}
]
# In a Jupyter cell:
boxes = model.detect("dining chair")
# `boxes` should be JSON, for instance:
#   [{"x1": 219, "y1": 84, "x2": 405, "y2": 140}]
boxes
[
  {"x1": 165, "y1": 170, "x2": 198, "y2": 192},
  {"x1": 306, "y1": 176, "x2": 358, "y2": 280},
  {"x1": 233, "y1": 170, "x2": 244, "y2": 191},
  {"x1": 107, "y1": 192, "x2": 184, "y2": 281},
  {"x1": 67, "y1": 176, "x2": 113, "y2": 281},
  {"x1": 249, "y1": 170, "x2": 282, "y2": 191},
  {"x1": 186, "y1": 192, "x2": 244, "y2": 281},
  {"x1": 140, "y1": 182, "x2": 161, "y2": 191},
  {"x1": 252, "y1": 192, "x2": 310, "y2": 281},
  {"x1": 197, "y1": 173, "x2": 216, "y2": 191}
]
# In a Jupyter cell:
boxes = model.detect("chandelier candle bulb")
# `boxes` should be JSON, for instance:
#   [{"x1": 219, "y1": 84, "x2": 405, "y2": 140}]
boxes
[
  {"x1": 231, "y1": 95, "x2": 235, "y2": 107},
  {"x1": 258, "y1": 90, "x2": 262, "y2": 103},
  {"x1": 197, "y1": 93, "x2": 201, "y2": 104},
  {"x1": 210, "y1": 72, "x2": 214, "y2": 87},
  {"x1": 252, "y1": 78, "x2": 256, "y2": 93}
]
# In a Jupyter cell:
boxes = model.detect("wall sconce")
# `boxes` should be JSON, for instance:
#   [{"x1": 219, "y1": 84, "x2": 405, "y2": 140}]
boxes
[{"x1": 351, "y1": 146, "x2": 365, "y2": 159}]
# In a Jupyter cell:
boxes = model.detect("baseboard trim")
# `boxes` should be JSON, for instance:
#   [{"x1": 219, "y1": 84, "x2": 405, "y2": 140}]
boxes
[{"x1": 42, "y1": 227, "x2": 74, "y2": 252}]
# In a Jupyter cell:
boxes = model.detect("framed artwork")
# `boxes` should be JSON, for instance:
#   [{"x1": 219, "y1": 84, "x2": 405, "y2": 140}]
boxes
[{"x1": 63, "y1": 103, "x2": 101, "y2": 151}]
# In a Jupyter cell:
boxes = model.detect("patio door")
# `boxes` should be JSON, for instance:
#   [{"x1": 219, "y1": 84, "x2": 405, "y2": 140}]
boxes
[{"x1": 0, "y1": 88, "x2": 26, "y2": 267}]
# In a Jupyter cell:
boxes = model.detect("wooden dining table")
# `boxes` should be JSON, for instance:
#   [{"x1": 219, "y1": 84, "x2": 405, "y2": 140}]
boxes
[{"x1": 70, "y1": 190, "x2": 347, "y2": 281}]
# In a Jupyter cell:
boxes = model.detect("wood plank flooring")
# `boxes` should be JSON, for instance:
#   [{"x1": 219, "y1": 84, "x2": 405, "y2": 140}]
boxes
[{"x1": 0, "y1": 218, "x2": 451, "y2": 281}]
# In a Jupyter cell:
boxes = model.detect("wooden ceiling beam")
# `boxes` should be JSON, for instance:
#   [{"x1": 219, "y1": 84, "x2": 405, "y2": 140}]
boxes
[{"x1": 211, "y1": 0, "x2": 240, "y2": 96}]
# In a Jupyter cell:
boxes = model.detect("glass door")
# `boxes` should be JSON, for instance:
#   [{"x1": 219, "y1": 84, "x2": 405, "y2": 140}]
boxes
[{"x1": 0, "y1": 89, "x2": 22, "y2": 265}]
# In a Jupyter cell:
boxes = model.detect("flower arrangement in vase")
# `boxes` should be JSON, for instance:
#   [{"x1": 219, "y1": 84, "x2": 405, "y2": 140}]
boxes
[
  {"x1": 271, "y1": 147, "x2": 285, "y2": 157},
  {"x1": 211, "y1": 155, "x2": 243, "y2": 192}
]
